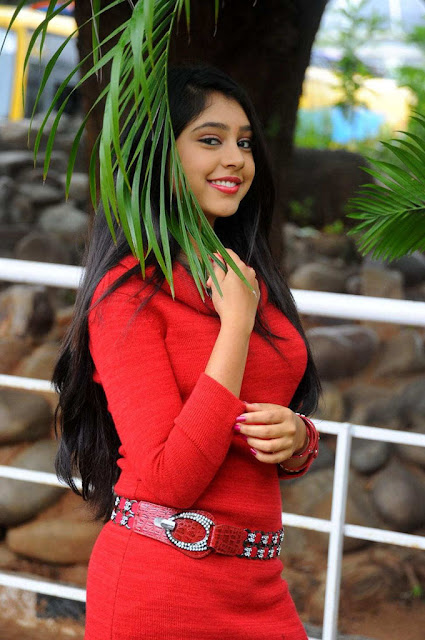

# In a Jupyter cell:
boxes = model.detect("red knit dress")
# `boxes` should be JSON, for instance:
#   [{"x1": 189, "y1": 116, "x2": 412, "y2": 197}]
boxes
[{"x1": 84, "y1": 253, "x2": 312, "y2": 640}]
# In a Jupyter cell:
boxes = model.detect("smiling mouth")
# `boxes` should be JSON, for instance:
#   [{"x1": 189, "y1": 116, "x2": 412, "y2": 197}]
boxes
[{"x1": 208, "y1": 180, "x2": 241, "y2": 194}]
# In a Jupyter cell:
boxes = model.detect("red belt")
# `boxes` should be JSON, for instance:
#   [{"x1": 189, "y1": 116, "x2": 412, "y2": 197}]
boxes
[{"x1": 111, "y1": 495, "x2": 284, "y2": 560}]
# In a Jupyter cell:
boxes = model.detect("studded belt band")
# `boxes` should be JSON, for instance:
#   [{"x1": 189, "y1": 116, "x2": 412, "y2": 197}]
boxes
[{"x1": 110, "y1": 495, "x2": 284, "y2": 560}]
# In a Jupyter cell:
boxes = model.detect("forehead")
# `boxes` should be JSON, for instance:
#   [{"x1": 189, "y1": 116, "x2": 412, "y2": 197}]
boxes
[{"x1": 192, "y1": 91, "x2": 251, "y2": 127}]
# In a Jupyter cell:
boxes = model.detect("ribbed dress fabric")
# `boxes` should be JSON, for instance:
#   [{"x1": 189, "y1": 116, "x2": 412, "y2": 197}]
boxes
[{"x1": 84, "y1": 254, "x2": 312, "y2": 640}]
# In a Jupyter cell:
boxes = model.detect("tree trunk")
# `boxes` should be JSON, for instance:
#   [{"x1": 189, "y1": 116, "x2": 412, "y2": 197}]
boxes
[{"x1": 74, "y1": 0, "x2": 328, "y2": 259}]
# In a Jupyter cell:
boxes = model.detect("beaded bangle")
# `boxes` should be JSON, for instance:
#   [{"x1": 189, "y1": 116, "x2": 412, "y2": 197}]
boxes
[{"x1": 278, "y1": 414, "x2": 319, "y2": 474}]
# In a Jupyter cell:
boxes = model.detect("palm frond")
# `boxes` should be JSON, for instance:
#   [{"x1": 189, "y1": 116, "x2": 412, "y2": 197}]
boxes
[
  {"x1": 3, "y1": 0, "x2": 255, "y2": 300},
  {"x1": 347, "y1": 110, "x2": 425, "y2": 260}
]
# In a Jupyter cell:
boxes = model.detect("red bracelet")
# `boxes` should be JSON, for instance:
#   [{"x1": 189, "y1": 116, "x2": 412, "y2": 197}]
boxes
[
  {"x1": 291, "y1": 414, "x2": 319, "y2": 458},
  {"x1": 278, "y1": 414, "x2": 319, "y2": 474}
]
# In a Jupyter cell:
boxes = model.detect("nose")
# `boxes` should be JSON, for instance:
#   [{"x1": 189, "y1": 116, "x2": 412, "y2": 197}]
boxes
[{"x1": 221, "y1": 140, "x2": 245, "y2": 169}]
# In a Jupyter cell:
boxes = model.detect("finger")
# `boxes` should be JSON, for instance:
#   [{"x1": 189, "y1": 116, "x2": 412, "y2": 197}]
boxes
[
  {"x1": 243, "y1": 435, "x2": 291, "y2": 453},
  {"x1": 236, "y1": 410, "x2": 281, "y2": 426},
  {"x1": 237, "y1": 423, "x2": 279, "y2": 439},
  {"x1": 248, "y1": 447, "x2": 285, "y2": 464}
]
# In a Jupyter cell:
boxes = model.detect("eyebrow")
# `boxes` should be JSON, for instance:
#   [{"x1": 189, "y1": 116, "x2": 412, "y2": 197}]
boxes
[{"x1": 191, "y1": 121, "x2": 252, "y2": 133}]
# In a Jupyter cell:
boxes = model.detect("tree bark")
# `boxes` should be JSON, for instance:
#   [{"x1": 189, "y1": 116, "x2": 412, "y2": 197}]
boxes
[{"x1": 74, "y1": 0, "x2": 328, "y2": 259}]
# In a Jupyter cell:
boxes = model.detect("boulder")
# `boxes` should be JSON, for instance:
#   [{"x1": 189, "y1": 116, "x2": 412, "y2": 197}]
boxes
[
  {"x1": 15, "y1": 342, "x2": 60, "y2": 380},
  {"x1": 38, "y1": 202, "x2": 89, "y2": 244},
  {"x1": 395, "y1": 418, "x2": 425, "y2": 468},
  {"x1": 289, "y1": 262, "x2": 349, "y2": 293},
  {"x1": 372, "y1": 461, "x2": 425, "y2": 531},
  {"x1": 0, "y1": 285, "x2": 54, "y2": 339},
  {"x1": 0, "y1": 388, "x2": 52, "y2": 445},
  {"x1": 374, "y1": 330, "x2": 425, "y2": 377},
  {"x1": 361, "y1": 265, "x2": 403, "y2": 299},
  {"x1": 306, "y1": 325, "x2": 379, "y2": 380},
  {"x1": 14, "y1": 230, "x2": 72, "y2": 265},
  {"x1": 281, "y1": 468, "x2": 383, "y2": 555},
  {"x1": 6, "y1": 517, "x2": 102, "y2": 564},
  {"x1": 0, "y1": 439, "x2": 66, "y2": 527},
  {"x1": 0, "y1": 336, "x2": 32, "y2": 374},
  {"x1": 351, "y1": 439, "x2": 391, "y2": 474},
  {"x1": 313, "y1": 381, "x2": 345, "y2": 422},
  {"x1": 58, "y1": 172, "x2": 89, "y2": 203}
]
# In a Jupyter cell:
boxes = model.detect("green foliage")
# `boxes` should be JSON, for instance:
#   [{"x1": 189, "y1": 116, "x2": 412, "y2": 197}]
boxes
[
  {"x1": 1, "y1": 0, "x2": 254, "y2": 300},
  {"x1": 396, "y1": 24, "x2": 425, "y2": 139},
  {"x1": 318, "y1": 0, "x2": 387, "y2": 116},
  {"x1": 323, "y1": 219, "x2": 345, "y2": 235},
  {"x1": 288, "y1": 197, "x2": 315, "y2": 226},
  {"x1": 346, "y1": 110, "x2": 425, "y2": 260}
]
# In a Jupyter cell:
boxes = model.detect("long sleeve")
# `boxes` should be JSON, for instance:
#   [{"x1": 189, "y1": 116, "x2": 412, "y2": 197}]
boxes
[{"x1": 88, "y1": 279, "x2": 246, "y2": 509}]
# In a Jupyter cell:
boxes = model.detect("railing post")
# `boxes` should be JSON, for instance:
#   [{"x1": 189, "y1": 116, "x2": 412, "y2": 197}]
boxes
[{"x1": 322, "y1": 423, "x2": 353, "y2": 640}]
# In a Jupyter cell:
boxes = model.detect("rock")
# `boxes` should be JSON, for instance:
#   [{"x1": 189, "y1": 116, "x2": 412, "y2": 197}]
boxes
[
  {"x1": 374, "y1": 329, "x2": 425, "y2": 377},
  {"x1": 0, "y1": 285, "x2": 54, "y2": 339},
  {"x1": 309, "y1": 233, "x2": 355, "y2": 260},
  {"x1": 387, "y1": 251, "x2": 425, "y2": 287},
  {"x1": 17, "y1": 183, "x2": 63, "y2": 207},
  {"x1": 0, "y1": 223, "x2": 31, "y2": 256},
  {"x1": 0, "y1": 336, "x2": 32, "y2": 374},
  {"x1": 6, "y1": 518, "x2": 102, "y2": 564},
  {"x1": 14, "y1": 230, "x2": 72, "y2": 265},
  {"x1": 0, "y1": 439, "x2": 66, "y2": 527},
  {"x1": 289, "y1": 262, "x2": 349, "y2": 293},
  {"x1": 307, "y1": 325, "x2": 379, "y2": 380},
  {"x1": 314, "y1": 381, "x2": 345, "y2": 422},
  {"x1": 38, "y1": 202, "x2": 89, "y2": 243},
  {"x1": 59, "y1": 172, "x2": 89, "y2": 203},
  {"x1": 343, "y1": 384, "x2": 396, "y2": 414},
  {"x1": 395, "y1": 419, "x2": 425, "y2": 468},
  {"x1": 0, "y1": 175, "x2": 16, "y2": 223},
  {"x1": 57, "y1": 564, "x2": 88, "y2": 587},
  {"x1": 0, "y1": 118, "x2": 47, "y2": 150},
  {"x1": 310, "y1": 440, "x2": 335, "y2": 472},
  {"x1": 0, "y1": 542, "x2": 19, "y2": 569},
  {"x1": 281, "y1": 468, "x2": 383, "y2": 554},
  {"x1": 351, "y1": 439, "x2": 391, "y2": 474},
  {"x1": 15, "y1": 342, "x2": 59, "y2": 380},
  {"x1": 0, "y1": 151, "x2": 35, "y2": 176},
  {"x1": 349, "y1": 396, "x2": 402, "y2": 430},
  {"x1": 395, "y1": 376, "x2": 425, "y2": 419},
  {"x1": 361, "y1": 265, "x2": 403, "y2": 298},
  {"x1": 0, "y1": 388, "x2": 52, "y2": 445},
  {"x1": 372, "y1": 461, "x2": 425, "y2": 531},
  {"x1": 345, "y1": 274, "x2": 361, "y2": 295}
]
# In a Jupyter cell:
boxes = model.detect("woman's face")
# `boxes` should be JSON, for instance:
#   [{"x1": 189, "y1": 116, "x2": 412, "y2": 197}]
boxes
[{"x1": 175, "y1": 91, "x2": 255, "y2": 227}]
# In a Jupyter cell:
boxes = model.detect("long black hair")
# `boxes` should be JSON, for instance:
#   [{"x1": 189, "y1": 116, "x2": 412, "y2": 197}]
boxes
[{"x1": 53, "y1": 62, "x2": 322, "y2": 523}]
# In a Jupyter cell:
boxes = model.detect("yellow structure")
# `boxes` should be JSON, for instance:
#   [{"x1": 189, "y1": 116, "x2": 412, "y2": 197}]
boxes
[
  {"x1": 0, "y1": 5, "x2": 77, "y2": 120},
  {"x1": 299, "y1": 66, "x2": 416, "y2": 131}
]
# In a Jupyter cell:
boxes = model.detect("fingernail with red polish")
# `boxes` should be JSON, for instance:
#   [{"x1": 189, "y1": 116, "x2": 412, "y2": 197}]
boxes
[
  {"x1": 233, "y1": 424, "x2": 241, "y2": 432},
  {"x1": 235, "y1": 415, "x2": 246, "y2": 422},
  {"x1": 250, "y1": 447, "x2": 257, "y2": 456}
]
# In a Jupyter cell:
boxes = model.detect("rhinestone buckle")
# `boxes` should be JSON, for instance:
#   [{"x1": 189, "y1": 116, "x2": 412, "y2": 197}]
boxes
[{"x1": 155, "y1": 511, "x2": 215, "y2": 552}]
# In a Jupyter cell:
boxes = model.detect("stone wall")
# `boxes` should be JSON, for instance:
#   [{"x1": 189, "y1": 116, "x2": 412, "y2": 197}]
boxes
[{"x1": 0, "y1": 118, "x2": 424, "y2": 636}]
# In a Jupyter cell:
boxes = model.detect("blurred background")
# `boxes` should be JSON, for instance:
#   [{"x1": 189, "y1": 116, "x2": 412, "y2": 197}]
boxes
[{"x1": 0, "y1": 1, "x2": 424, "y2": 639}]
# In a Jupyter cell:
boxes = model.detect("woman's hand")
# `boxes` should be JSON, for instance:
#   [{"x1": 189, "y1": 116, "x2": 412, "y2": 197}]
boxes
[
  {"x1": 234, "y1": 402, "x2": 307, "y2": 465},
  {"x1": 206, "y1": 249, "x2": 260, "y2": 335}
]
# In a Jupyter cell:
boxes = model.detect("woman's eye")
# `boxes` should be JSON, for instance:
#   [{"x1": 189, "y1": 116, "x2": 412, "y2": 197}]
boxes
[
  {"x1": 199, "y1": 137, "x2": 220, "y2": 145},
  {"x1": 239, "y1": 139, "x2": 253, "y2": 150}
]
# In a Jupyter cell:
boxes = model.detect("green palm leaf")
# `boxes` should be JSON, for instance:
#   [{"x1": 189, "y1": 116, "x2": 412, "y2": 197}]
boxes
[
  {"x1": 2, "y1": 0, "x2": 254, "y2": 300},
  {"x1": 347, "y1": 110, "x2": 425, "y2": 260}
]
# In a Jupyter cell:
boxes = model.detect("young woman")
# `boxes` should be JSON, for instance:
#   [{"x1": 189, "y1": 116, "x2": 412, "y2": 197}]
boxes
[{"x1": 53, "y1": 63, "x2": 321, "y2": 640}]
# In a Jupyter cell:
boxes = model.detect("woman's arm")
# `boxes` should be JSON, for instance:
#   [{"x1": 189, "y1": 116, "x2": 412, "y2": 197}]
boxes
[{"x1": 89, "y1": 278, "x2": 247, "y2": 510}]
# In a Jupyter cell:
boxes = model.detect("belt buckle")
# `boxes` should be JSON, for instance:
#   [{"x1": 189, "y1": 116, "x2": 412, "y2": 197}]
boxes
[{"x1": 155, "y1": 511, "x2": 215, "y2": 553}]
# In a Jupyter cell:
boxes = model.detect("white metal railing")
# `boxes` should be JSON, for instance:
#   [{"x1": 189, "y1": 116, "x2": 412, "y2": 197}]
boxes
[
  {"x1": 1, "y1": 257, "x2": 425, "y2": 325},
  {"x1": 1, "y1": 257, "x2": 425, "y2": 640}
]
